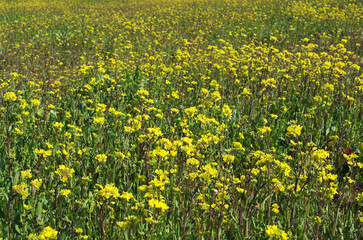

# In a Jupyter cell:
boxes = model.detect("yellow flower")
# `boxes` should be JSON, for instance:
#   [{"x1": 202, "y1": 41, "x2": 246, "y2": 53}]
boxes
[
  {"x1": 117, "y1": 221, "x2": 131, "y2": 229},
  {"x1": 222, "y1": 154, "x2": 235, "y2": 164},
  {"x1": 148, "y1": 198, "x2": 169, "y2": 211},
  {"x1": 266, "y1": 225, "x2": 278, "y2": 237},
  {"x1": 251, "y1": 168, "x2": 260, "y2": 176},
  {"x1": 222, "y1": 104, "x2": 232, "y2": 119},
  {"x1": 211, "y1": 91, "x2": 221, "y2": 102},
  {"x1": 272, "y1": 203, "x2": 280, "y2": 214},
  {"x1": 314, "y1": 216, "x2": 322, "y2": 224},
  {"x1": 187, "y1": 158, "x2": 200, "y2": 166},
  {"x1": 28, "y1": 233, "x2": 38, "y2": 239},
  {"x1": 94, "y1": 117, "x2": 105, "y2": 125},
  {"x1": 356, "y1": 193, "x2": 363, "y2": 204},
  {"x1": 31, "y1": 179, "x2": 43, "y2": 190},
  {"x1": 270, "y1": 35, "x2": 278, "y2": 42},
  {"x1": 184, "y1": 107, "x2": 197, "y2": 118},
  {"x1": 136, "y1": 89, "x2": 149, "y2": 97},
  {"x1": 60, "y1": 189, "x2": 71, "y2": 197},
  {"x1": 262, "y1": 78, "x2": 277, "y2": 88},
  {"x1": 147, "y1": 127, "x2": 163, "y2": 138},
  {"x1": 38, "y1": 226, "x2": 58, "y2": 240},
  {"x1": 115, "y1": 152, "x2": 126, "y2": 159},
  {"x1": 21, "y1": 169, "x2": 32, "y2": 179},
  {"x1": 265, "y1": 225, "x2": 289, "y2": 240},
  {"x1": 171, "y1": 108, "x2": 179, "y2": 114},
  {"x1": 34, "y1": 148, "x2": 52, "y2": 158},
  {"x1": 96, "y1": 154, "x2": 107, "y2": 163},
  {"x1": 120, "y1": 192, "x2": 134, "y2": 201},
  {"x1": 272, "y1": 208, "x2": 280, "y2": 214},
  {"x1": 23, "y1": 204, "x2": 33, "y2": 210},
  {"x1": 232, "y1": 142, "x2": 245, "y2": 151},
  {"x1": 257, "y1": 126, "x2": 272, "y2": 134},
  {"x1": 99, "y1": 184, "x2": 120, "y2": 199},
  {"x1": 53, "y1": 122, "x2": 64, "y2": 131},
  {"x1": 323, "y1": 83, "x2": 334, "y2": 92},
  {"x1": 286, "y1": 124, "x2": 303, "y2": 138},
  {"x1": 4, "y1": 92, "x2": 17, "y2": 102},
  {"x1": 241, "y1": 87, "x2": 251, "y2": 96},
  {"x1": 171, "y1": 91, "x2": 179, "y2": 99},
  {"x1": 13, "y1": 182, "x2": 29, "y2": 199},
  {"x1": 312, "y1": 149, "x2": 330, "y2": 162},
  {"x1": 55, "y1": 165, "x2": 75, "y2": 182}
]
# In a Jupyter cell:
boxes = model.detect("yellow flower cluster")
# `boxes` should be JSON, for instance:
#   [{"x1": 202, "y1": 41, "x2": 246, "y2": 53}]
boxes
[
  {"x1": 286, "y1": 124, "x2": 303, "y2": 138},
  {"x1": 55, "y1": 165, "x2": 75, "y2": 182},
  {"x1": 3, "y1": 92, "x2": 17, "y2": 102},
  {"x1": 265, "y1": 225, "x2": 289, "y2": 240},
  {"x1": 98, "y1": 184, "x2": 120, "y2": 199},
  {"x1": 96, "y1": 154, "x2": 107, "y2": 163},
  {"x1": 13, "y1": 182, "x2": 29, "y2": 200},
  {"x1": 38, "y1": 226, "x2": 58, "y2": 240}
]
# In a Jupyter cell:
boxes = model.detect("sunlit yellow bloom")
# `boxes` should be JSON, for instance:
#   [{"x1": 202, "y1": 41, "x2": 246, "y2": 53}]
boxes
[
  {"x1": 21, "y1": 169, "x2": 32, "y2": 179},
  {"x1": 55, "y1": 165, "x2": 75, "y2": 182},
  {"x1": 120, "y1": 192, "x2": 134, "y2": 201},
  {"x1": 286, "y1": 124, "x2": 303, "y2": 138},
  {"x1": 94, "y1": 117, "x2": 105, "y2": 125},
  {"x1": 60, "y1": 189, "x2": 71, "y2": 197},
  {"x1": 96, "y1": 154, "x2": 107, "y2": 163},
  {"x1": 38, "y1": 226, "x2": 57, "y2": 240},
  {"x1": 31, "y1": 179, "x2": 43, "y2": 190},
  {"x1": 4, "y1": 92, "x2": 17, "y2": 102},
  {"x1": 98, "y1": 184, "x2": 120, "y2": 199},
  {"x1": 13, "y1": 182, "x2": 29, "y2": 200}
]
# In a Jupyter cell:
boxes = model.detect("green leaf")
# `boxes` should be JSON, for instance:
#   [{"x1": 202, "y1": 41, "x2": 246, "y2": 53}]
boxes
[
  {"x1": 37, "y1": 107, "x2": 44, "y2": 115},
  {"x1": 82, "y1": 199, "x2": 89, "y2": 209},
  {"x1": 49, "y1": 110, "x2": 57, "y2": 118},
  {"x1": 36, "y1": 202, "x2": 42, "y2": 216},
  {"x1": 15, "y1": 224, "x2": 21, "y2": 234}
]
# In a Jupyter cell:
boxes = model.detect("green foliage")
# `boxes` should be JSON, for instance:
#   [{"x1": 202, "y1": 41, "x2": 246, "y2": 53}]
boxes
[{"x1": 0, "y1": 0, "x2": 362, "y2": 239}]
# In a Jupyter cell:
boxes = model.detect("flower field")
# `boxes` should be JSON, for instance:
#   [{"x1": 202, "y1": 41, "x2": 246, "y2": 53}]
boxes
[{"x1": 0, "y1": 0, "x2": 362, "y2": 239}]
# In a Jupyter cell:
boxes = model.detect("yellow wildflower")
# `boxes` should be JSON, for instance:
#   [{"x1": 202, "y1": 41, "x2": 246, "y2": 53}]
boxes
[
  {"x1": 286, "y1": 124, "x2": 303, "y2": 138},
  {"x1": 55, "y1": 165, "x2": 75, "y2": 182},
  {"x1": 38, "y1": 226, "x2": 58, "y2": 240},
  {"x1": 99, "y1": 184, "x2": 120, "y2": 199},
  {"x1": 21, "y1": 169, "x2": 32, "y2": 179},
  {"x1": 31, "y1": 179, "x2": 43, "y2": 190},
  {"x1": 60, "y1": 189, "x2": 71, "y2": 197},
  {"x1": 4, "y1": 92, "x2": 17, "y2": 102},
  {"x1": 13, "y1": 182, "x2": 29, "y2": 199}
]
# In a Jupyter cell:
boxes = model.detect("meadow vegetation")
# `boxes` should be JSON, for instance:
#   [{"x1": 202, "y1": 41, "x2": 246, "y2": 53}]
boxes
[{"x1": 0, "y1": 0, "x2": 362, "y2": 239}]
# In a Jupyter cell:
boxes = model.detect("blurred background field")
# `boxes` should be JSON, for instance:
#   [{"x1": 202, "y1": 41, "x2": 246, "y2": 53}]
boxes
[{"x1": 0, "y1": 0, "x2": 362, "y2": 239}]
